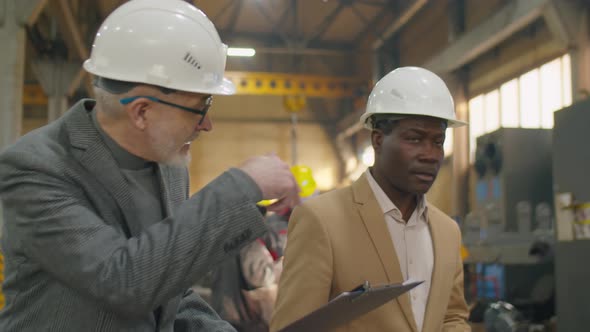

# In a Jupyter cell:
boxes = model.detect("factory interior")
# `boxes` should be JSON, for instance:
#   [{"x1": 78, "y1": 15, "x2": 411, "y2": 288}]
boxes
[{"x1": 1, "y1": 0, "x2": 590, "y2": 331}]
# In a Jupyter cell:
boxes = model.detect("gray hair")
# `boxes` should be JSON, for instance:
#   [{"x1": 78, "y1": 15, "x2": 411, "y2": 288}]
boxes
[{"x1": 93, "y1": 86, "x2": 125, "y2": 117}]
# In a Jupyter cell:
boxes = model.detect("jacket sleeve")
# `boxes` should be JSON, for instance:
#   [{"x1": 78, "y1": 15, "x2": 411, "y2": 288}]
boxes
[
  {"x1": 269, "y1": 203, "x2": 333, "y2": 332},
  {"x1": 0, "y1": 151, "x2": 267, "y2": 318},
  {"x1": 174, "y1": 288, "x2": 236, "y2": 332},
  {"x1": 442, "y1": 228, "x2": 471, "y2": 332}
]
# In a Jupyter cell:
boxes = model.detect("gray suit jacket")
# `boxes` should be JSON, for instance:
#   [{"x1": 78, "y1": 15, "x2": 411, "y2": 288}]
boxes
[{"x1": 0, "y1": 100, "x2": 267, "y2": 331}]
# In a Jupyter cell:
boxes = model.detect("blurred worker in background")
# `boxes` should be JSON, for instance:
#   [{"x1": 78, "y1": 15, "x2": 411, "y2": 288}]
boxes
[
  {"x1": 271, "y1": 67, "x2": 471, "y2": 332},
  {"x1": 0, "y1": 0, "x2": 299, "y2": 331},
  {"x1": 211, "y1": 166, "x2": 318, "y2": 332}
]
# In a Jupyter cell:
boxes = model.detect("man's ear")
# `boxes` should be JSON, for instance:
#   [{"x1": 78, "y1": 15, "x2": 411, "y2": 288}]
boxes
[
  {"x1": 125, "y1": 98, "x2": 150, "y2": 130},
  {"x1": 371, "y1": 130, "x2": 383, "y2": 153}
]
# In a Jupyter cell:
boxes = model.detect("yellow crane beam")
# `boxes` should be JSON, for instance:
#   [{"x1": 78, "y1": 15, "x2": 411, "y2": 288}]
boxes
[
  {"x1": 225, "y1": 71, "x2": 365, "y2": 98},
  {"x1": 23, "y1": 71, "x2": 367, "y2": 105}
]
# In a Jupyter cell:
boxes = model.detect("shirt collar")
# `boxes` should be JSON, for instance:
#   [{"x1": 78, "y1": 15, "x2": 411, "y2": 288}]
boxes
[{"x1": 364, "y1": 169, "x2": 429, "y2": 222}]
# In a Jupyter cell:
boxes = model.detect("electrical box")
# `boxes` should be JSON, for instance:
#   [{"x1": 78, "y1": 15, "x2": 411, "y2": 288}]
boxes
[{"x1": 465, "y1": 128, "x2": 553, "y2": 245}]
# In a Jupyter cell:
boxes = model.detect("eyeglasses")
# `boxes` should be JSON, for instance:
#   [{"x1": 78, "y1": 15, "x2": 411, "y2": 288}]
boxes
[{"x1": 120, "y1": 96, "x2": 213, "y2": 125}]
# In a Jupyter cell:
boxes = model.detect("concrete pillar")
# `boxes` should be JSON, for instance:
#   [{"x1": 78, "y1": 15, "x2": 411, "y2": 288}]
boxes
[
  {"x1": 32, "y1": 60, "x2": 80, "y2": 121},
  {"x1": 446, "y1": 72, "x2": 470, "y2": 219},
  {"x1": 570, "y1": 10, "x2": 590, "y2": 101},
  {"x1": 0, "y1": 0, "x2": 45, "y2": 148},
  {"x1": 445, "y1": 0, "x2": 468, "y2": 219},
  {"x1": 0, "y1": 2, "x2": 26, "y2": 149},
  {"x1": 543, "y1": 0, "x2": 590, "y2": 101}
]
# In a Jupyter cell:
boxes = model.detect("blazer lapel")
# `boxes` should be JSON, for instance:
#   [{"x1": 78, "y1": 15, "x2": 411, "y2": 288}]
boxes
[
  {"x1": 421, "y1": 208, "x2": 446, "y2": 332},
  {"x1": 352, "y1": 175, "x2": 418, "y2": 332},
  {"x1": 155, "y1": 164, "x2": 183, "y2": 325},
  {"x1": 65, "y1": 100, "x2": 141, "y2": 237},
  {"x1": 156, "y1": 165, "x2": 173, "y2": 217}
]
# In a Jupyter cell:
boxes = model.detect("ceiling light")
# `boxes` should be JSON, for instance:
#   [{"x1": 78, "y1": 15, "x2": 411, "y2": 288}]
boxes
[{"x1": 227, "y1": 47, "x2": 256, "y2": 57}]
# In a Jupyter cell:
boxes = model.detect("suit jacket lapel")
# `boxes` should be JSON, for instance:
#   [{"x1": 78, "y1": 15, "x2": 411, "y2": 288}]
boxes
[
  {"x1": 155, "y1": 164, "x2": 183, "y2": 325},
  {"x1": 156, "y1": 165, "x2": 173, "y2": 217},
  {"x1": 422, "y1": 208, "x2": 445, "y2": 332},
  {"x1": 352, "y1": 175, "x2": 418, "y2": 332},
  {"x1": 65, "y1": 100, "x2": 142, "y2": 237}
]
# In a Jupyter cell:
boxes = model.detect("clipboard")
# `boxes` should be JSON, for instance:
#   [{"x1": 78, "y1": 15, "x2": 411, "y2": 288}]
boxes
[{"x1": 278, "y1": 279, "x2": 423, "y2": 332}]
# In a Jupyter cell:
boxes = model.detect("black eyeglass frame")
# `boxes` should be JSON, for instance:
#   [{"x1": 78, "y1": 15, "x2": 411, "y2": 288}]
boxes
[{"x1": 120, "y1": 96, "x2": 213, "y2": 125}]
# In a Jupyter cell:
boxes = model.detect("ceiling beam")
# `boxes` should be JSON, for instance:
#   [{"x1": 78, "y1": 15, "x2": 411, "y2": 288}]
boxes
[
  {"x1": 49, "y1": 0, "x2": 93, "y2": 96},
  {"x1": 213, "y1": 0, "x2": 236, "y2": 22},
  {"x1": 23, "y1": 0, "x2": 50, "y2": 26},
  {"x1": 225, "y1": 0, "x2": 243, "y2": 33},
  {"x1": 219, "y1": 31, "x2": 356, "y2": 51},
  {"x1": 270, "y1": 5, "x2": 292, "y2": 36},
  {"x1": 291, "y1": 0, "x2": 298, "y2": 37},
  {"x1": 305, "y1": 3, "x2": 346, "y2": 44},
  {"x1": 423, "y1": 0, "x2": 549, "y2": 74},
  {"x1": 51, "y1": 0, "x2": 88, "y2": 60},
  {"x1": 357, "y1": 0, "x2": 390, "y2": 7},
  {"x1": 543, "y1": 0, "x2": 581, "y2": 50},
  {"x1": 372, "y1": 0, "x2": 427, "y2": 50},
  {"x1": 353, "y1": 6, "x2": 391, "y2": 45},
  {"x1": 350, "y1": 4, "x2": 370, "y2": 25},
  {"x1": 255, "y1": 47, "x2": 353, "y2": 56},
  {"x1": 253, "y1": 0, "x2": 291, "y2": 44}
]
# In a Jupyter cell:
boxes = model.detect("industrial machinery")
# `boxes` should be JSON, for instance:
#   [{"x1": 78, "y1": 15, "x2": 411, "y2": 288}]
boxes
[
  {"x1": 463, "y1": 128, "x2": 556, "y2": 326},
  {"x1": 552, "y1": 97, "x2": 590, "y2": 332},
  {"x1": 465, "y1": 128, "x2": 554, "y2": 247}
]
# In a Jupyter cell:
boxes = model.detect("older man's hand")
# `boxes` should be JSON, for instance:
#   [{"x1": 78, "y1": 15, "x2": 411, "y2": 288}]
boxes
[{"x1": 239, "y1": 154, "x2": 301, "y2": 212}]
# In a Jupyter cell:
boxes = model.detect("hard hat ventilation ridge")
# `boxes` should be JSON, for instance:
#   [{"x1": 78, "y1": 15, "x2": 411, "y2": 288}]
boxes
[{"x1": 183, "y1": 52, "x2": 202, "y2": 69}]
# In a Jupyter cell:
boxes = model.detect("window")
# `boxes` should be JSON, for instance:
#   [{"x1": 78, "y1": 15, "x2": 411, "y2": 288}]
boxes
[
  {"x1": 484, "y1": 90, "x2": 500, "y2": 132},
  {"x1": 519, "y1": 68, "x2": 541, "y2": 128},
  {"x1": 500, "y1": 79, "x2": 519, "y2": 127},
  {"x1": 468, "y1": 54, "x2": 572, "y2": 162},
  {"x1": 469, "y1": 96, "x2": 485, "y2": 160},
  {"x1": 540, "y1": 58, "x2": 562, "y2": 128},
  {"x1": 562, "y1": 54, "x2": 572, "y2": 106}
]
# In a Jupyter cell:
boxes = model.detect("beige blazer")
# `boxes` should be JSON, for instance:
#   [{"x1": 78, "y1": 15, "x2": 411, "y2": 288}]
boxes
[{"x1": 270, "y1": 175, "x2": 470, "y2": 332}]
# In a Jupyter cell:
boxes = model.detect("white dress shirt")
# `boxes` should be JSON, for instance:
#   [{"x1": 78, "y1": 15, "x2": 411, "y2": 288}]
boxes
[{"x1": 365, "y1": 170, "x2": 434, "y2": 332}]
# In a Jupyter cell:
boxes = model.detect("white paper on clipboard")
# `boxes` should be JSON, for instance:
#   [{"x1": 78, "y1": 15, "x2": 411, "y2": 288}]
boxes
[{"x1": 278, "y1": 279, "x2": 423, "y2": 332}]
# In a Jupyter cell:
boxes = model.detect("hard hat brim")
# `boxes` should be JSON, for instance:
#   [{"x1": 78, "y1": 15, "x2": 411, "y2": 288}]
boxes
[
  {"x1": 361, "y1": 113, "x2": 468, "y2": 130},
  {"x1": 202, "y1": 77, "x2": 236, "y2": 96},
  {"x1": 84, "y1": 59, "x2": 236, "y2": 96}
]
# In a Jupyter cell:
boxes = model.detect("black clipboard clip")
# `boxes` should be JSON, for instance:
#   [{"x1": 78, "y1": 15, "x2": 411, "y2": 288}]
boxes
[{"x1": 350, "y1": 280, "x2": 371, "y2": 303}]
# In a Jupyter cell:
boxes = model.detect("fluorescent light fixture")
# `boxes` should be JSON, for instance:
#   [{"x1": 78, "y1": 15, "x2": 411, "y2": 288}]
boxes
[{"x1": 227, "y1": 47, "x2": 256, "y2": 57}]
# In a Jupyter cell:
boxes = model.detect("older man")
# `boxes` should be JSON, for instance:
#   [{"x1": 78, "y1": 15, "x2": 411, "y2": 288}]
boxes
[
  {"x1": 271, "y1": 67, "x2": 471, "y2": 332},
  {"x1": 0, "y1": 0, "x2": 299, "y2": 331}
]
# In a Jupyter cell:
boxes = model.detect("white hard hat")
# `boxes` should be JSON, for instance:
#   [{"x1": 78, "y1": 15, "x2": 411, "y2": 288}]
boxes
[
  {"x1": 360, "y1": 66, "x2": 467, "y2": 129},
  {"x1": 83, "y1": 0, "x2": 235, "y2": 95}
]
